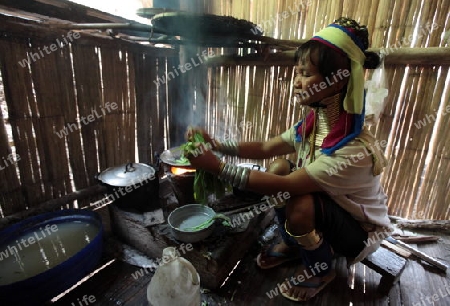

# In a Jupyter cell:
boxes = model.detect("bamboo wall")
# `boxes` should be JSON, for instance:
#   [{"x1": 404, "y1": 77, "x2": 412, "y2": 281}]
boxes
[
  {"x1": 0, "y1": 16, "x2": 175, "y2": 217},
  {"x1": 193, "y1": 0, "x2": 449, "y2": 220}
]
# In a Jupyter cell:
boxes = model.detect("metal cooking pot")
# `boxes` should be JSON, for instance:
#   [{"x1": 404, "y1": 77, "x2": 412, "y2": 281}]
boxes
[
  {"x1": 97, "y1": 163, "x2": 156, "y2": 186},
  {"x1": 96, "y1": 163, "x2": 159, "y2": 212},
  {"x1": 168, "y1": 204, "x2": 229, "y2": 243}
]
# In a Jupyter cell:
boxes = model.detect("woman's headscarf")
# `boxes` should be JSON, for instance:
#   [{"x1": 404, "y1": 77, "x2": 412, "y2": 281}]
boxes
[
  {"x1": 311, "y1": 23, "x2": 366, "y2": 114},
  {"x1": 295, "y1": 18, "x2": 369, "y2": 155}
]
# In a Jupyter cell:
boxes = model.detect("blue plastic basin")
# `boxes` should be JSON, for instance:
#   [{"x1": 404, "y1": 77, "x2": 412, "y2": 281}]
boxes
[{"x1": 0, "y1": 209, "x2": 103, "y2": 305}]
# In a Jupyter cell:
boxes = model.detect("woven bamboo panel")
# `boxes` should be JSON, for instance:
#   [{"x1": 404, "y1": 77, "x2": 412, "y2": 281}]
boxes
[
  {"x1": 134, "y1": 54, "x2": 159, "y2": 164},
  {"x1": 71, "y1": 44, "x2": 103, "y2": 190},
  {"x1": 0, "y1": 36, "x2": 170, "y2": 214},
  {"x1": 0, "y1": 41, "x2": 48, "y2": 210},
  {"x1": 99, "y1": 47, "x2": 136, "y2": 167},
  {"x1": 0, "y1": 100, "x2": 24, "y2": 215}
]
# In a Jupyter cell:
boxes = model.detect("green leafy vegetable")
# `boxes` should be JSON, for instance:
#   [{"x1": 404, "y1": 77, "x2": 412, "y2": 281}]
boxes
[
  {"x1": 177, "y1": 133, "x2": 230, "y2": 204},
  {"x1": 178, "y1": 213, "x2": 231, "y2": 231},
  {"x1": 174, "y1": 155, "x2": 189, "y2": 165}
]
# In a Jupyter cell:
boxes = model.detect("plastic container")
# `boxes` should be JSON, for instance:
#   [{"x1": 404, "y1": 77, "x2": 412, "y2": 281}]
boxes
[{"x1": 147, "y1": 247, "x2": 201, "y2": 306}]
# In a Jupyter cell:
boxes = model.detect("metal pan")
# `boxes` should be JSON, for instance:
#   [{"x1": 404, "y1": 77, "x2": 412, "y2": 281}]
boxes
[
  {"x1": 160, "y1": 146, "x2": 191, "y2": 167},
  {"x1": 160, "y1": 146, "x2": 223, "y2": 168},
  {"x1": 168, "y1": 204, "x2": 229, "y2": 243}
]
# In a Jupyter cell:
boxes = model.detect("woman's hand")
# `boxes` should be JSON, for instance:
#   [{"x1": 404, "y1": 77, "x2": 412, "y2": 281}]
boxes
[
  {"x1": 185, "y1": 143, "x2": 221, "y2": 175},
  {"x1": 186, "y1": 126, "x2": 218, "y2": 150}
]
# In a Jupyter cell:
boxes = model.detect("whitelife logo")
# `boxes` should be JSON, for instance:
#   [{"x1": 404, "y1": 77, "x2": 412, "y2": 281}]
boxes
[
  {"x1": 0, "y1": 224, "x2": 58, "y2": 261},
  {"x1": 265, "y1": 262, "x2": 329, "y2": 299},
  {"x1": 18, "y1": 32, "x2": 81, "y2": 68},
  {"x1": 290, "y1": 69, "x2": 350, "y2": 106},
  {"x1": 0, "y1": 153, "x2": 20, "y2": 171},
  {"x1": 325, "y1": 139, "x2": 388, "y2": 176},
  {"x1": 413, "y1": 104, "x2": 450, "y2": 130},
  {"x1": 131, "y1": 244, "x2": 193, "y2": 280},
  {"x1": 70, "y1": 294, "x2": 96, "y2": 306},
  {"x1": 250, "y1": 0, "x2": 313, "y2": 35},
  {"x1": 54, "y1": 102, "x2": 118, "y2": 138},
  {"x1": 153, "y1": 50, "x2": 216, "y2": 87},
  {"x1": 229, "y1": 192, "x2": 291, "y2": 228}
]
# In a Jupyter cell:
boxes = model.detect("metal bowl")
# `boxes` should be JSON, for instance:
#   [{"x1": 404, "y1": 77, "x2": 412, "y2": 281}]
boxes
[{"x1": 168, "y1": 204, "x2": 216, "y2": 243}]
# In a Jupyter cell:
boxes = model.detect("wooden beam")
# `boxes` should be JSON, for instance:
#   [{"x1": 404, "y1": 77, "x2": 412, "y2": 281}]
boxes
[
  {"x1": 205, "y1": 51, "x2": 298, "y2": 67},
  {"x1": 49, "y1": 23, "x2": 304, "y2": 50},
  {"x1": 0, "y1": 0, "x2": 152, "y2": 37},
  {"x1": 361, "y1": 247, "x2": 408, "y2": 294},
  {"x1": 0, "y1": 0, "x2": 132, "y2": 24},
  {"x1": 51, "y1": 23, "x2": 153, "y2": 31},
  {"x1": 381, "y1": 240, "x2": 412, "y2": 258},
  {"x1": 379, "y1": 47, "x2": 450, "y2": 66},
  {"x1": 0, "y1": 185, "x2": 107, "y2": 230},
  {"x1": 394, "y1": 218, "x2": 450, "y2": 231},
  {"x1": 205, "y1": 47, "x2": 450, "y2": 67},
  {"x1": 0, "y1": 13, "x2": 177, "y2": 57}
]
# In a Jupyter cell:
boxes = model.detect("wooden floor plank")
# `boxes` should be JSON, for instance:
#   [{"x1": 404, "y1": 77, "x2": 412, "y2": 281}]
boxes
[{"x1": 47, "y1": 224, "x2": 450, "y2": 306}]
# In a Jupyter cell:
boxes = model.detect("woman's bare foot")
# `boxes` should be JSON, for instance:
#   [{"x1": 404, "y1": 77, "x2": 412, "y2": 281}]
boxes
[
  {"x1": 256, "y1": 240, "x2": 301, "y2": 269},
  {"x1": 280, "y1": 265, "x2": 336, "y2": 301}
]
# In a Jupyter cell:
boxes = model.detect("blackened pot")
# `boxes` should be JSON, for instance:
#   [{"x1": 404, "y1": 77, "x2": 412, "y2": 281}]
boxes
[{"x1": 97, "y1": 163, "x2": 160, "y2": 212}]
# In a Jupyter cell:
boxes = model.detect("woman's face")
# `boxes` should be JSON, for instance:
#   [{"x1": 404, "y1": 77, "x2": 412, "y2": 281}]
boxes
[{"x1": 293, "y1": 50, "x2": 348, "y2": 106}]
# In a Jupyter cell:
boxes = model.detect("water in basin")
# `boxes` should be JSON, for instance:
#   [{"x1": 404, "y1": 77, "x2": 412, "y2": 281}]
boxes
[
  {"x1": 0, "y1": 221, "x2": 100, "y2": 285},
  {"x1": 178, "y1": 215, "x2": 212, "y2": 232}
]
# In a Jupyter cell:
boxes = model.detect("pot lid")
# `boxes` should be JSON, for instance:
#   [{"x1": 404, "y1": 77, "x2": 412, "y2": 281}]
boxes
[{"x1": 97, "y1": 163, "x2": 155, "y2": 187}]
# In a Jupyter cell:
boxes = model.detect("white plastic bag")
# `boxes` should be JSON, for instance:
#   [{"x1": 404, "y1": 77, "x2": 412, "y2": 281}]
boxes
[
  {"x1": 147, "y1": 247, "x2": 201, "y2": 306},
  {"x1": 365, "y1": 54, "x2": 389, "y2": 125}
]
